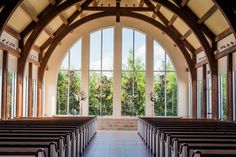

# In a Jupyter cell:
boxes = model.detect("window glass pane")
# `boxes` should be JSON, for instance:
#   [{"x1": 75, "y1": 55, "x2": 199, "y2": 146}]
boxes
[
  {"x1": 69, "y1": 71, "x2": 81, "y2": 115},
  {"x1": 70, "y1": 40, "x2": 82, "y2": 70},
  {"x1": 166, "y1": 72, "x2": 177, "y2": 116},
  {"x1": 154, "y1": 41, "x2": 165, "y2": 71},
  {"x1": 219, "y1": 74, "x2": 227, "y2": 120},
  {"x1": 166, "y1": 54, "x2": 175, "y2": 71},
  {"x1": 102, "y1": 28, "x2": 114, "y2": 70},
  {"x1": 122, "y1": 28, "x2": 133, "y2": 70},
  {"x1": 90, "y1": 31, "x2": 102, "y2": 70},
  {"x1": 154, "y1": 72, "x2": 165, "y2": 116},
  {"x1": 197, "y1": 80, "x2": 202, "y2": 118},
  {"x1": 61, "y1": 53, "x2": 69, "y2": 70},
  {"x1": 89, "y1": 72, "x2": 101, "y2": 115},
  {"x1": 32, "y1": 79, "x2": 37, "y2": 117},
  {"x1": 134, "y1": 31, "x2": 146, "y2": 70},
  {"x1": 121, "y1": 71, "x2": 145, "y2": 116},
  {"x1": 207, "y1": 77, "x2": 212, "y2": 119},
  {"x1": 7, "y1": 72, "x2": 16, "y2": 119},
  {"x1": 57, "y1": 71, "x2": 69, "y2": 115}
]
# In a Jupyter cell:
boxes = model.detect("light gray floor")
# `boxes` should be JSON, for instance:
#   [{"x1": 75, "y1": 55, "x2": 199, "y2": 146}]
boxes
[{"x1": 82, "y1": 131, "x2": 153, "y2": 157}]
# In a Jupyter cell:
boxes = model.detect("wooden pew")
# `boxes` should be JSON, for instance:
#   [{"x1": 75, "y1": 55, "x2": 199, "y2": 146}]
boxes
[
  {"x1": 0, "y1": 148, "x2": 46, "y2": 157},
  {"x1": 0, "y1": 116, "x2": 96, "y2": 157}
]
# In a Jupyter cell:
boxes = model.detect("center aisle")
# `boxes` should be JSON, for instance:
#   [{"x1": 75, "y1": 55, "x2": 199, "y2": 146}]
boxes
[{"x1": 82, "y1": 131, "x2": 152, "y2": 157}]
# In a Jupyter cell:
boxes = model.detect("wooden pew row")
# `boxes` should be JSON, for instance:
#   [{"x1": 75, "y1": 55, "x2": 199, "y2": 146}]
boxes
[
  {"x1": 138, "y1": 117, "x2": 236, "y2": 157},
  {"x1": 0, "y1": 148, "x2": 46, "y2": 157},
  {"x1": 0, "y1": 116, "x2": 96, "y2": 157}
]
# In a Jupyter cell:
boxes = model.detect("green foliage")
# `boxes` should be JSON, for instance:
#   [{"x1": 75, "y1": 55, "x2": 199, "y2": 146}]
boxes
[
  {"x1": 89, "y1": 73, "x2": 113, "y2": 116},
  {"x1": 121, "y1": 49, "x2": 145, "y2": 116},
  {"x1": 56, "y1": 71, "x2": 81, "y2": 115}
]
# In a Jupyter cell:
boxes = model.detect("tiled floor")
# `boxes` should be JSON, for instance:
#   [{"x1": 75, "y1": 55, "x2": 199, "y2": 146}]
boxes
[{"x1": 82, "y1": 131, "x2": 153, "y2": 157}]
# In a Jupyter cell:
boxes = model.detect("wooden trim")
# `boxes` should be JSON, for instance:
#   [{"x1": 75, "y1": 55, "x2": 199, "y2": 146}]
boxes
[
  {"x1": 1, "y1": 51, "x2": 8, "y2": 120},
  {"x1": 227, "y1": 53, "x2": 233, "y2": 121},
  {"x1": 194, "y1": 59, "x2": 207, "y2": 69},
  {"x1": 197, "y1": 5, "x2": 217, "y2": 24},
  {"x1": 215, "y1": 45, "x2": 236, "y2": 59},
  {"x1": 168, "y1": 14, "x2": 177, "y2": 26},
  {"x1": 152, "y1": 4, "x2": 161, "y2": 19},
  {"x1": 20, "y1": 3, "x2": 39, "y2": 22},
  {"x1": 28, "y1": 58, "x2": 40, "y2": 67},
  {"x1": 194, "y1": 47, "x2": 204, "y2": 55},
  {"x1": 192, "y1": 76, "x2": 197, "y2": 118},
  {"x1": 0, "y1": 42, "x2": 20, "y2": 58},
  {"x1": 28, "y1": 63, "x2": 33, "y2": 117},
  {"x1": 4, "y1": 25, "x2": 21, "y2": 40},
  {"x1": 212, "y1": 71, "x2": 219, "y2": 119},
  {"x1": 215, "y1": 28, "x2": 232, "y2": 42},
  {"x1": 202, "y1": 65, "x2": 207, "y2": 119},
  {"x1": 181, "y1": 29, "x2": 192, "y2": 40}
]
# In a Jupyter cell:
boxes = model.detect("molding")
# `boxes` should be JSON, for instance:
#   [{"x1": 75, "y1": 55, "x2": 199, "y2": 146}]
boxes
[
  {"x1": 215, "y1": 45, "x2": 236, "y2": 59},
  {"x1": 4, "y1": 25, "x2": 21, "y2": 40},
  {"x1": 194, "y1": 59, "x2": 207, "y2": 69},
  {"x1": 0, "y1": 42, "x2": 20, "y2": 58},
  {"x1": 215, "y1": 28, "x2": 232, "y2": 42}
]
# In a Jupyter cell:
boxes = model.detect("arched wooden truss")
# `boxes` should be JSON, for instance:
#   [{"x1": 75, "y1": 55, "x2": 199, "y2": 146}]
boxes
[{"x1": 0, "y1": 0, "x2": 235, "y2": 120}]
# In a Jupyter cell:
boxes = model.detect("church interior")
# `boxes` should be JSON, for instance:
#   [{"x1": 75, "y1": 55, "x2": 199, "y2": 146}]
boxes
[{"x1": 0, "y1": 0, "x2": 236, "y2": 156}]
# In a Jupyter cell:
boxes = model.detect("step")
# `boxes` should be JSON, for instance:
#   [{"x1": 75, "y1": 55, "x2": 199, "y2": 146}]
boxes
[{"x1": 96, "y1": 117, "x2": 138, "y2": 130}]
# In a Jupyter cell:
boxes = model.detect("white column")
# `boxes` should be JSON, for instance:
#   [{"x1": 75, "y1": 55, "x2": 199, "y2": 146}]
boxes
[
  {"x1": 113, "y1": 24, "x2": 122, "y2": 117},
  {"x1": 81, "y1": 34, "x2": 90, "y2": 116},
  {"x1": 145, "y1": 35, "x2": 154, "y2": 116}
]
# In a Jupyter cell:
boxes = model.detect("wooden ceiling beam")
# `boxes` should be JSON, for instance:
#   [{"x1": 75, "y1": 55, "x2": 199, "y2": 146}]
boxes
[
  {"x1": 198, "y1": 5, "x2": 218, "y2": 24},
  {"x1": 139, "y1": 0, "x2": 145, "y2": 7},
  {"x1": 40, "y1": 0, "x2": 94, "y2": 51},
  {"x1": 92, "y1": 0, "x2": 99, "y2": 7},
  {"x1": 215, "y1": 28, "x2": 232, "y2": 42},
  {"x1": 116, "y1": 0, "x2": 121, "y2": 22},
  {"x1": 32, "y1": 45, "x2": 41, "y2": 53},
  {"x1": 20, "y1": 3, "x2": 39, "y2": 22},
  {"x1": 180, "y1": 0, "x2": 189, "y2": 7},
  {"x1": 0, "y1": 0, "x2": 23, "y2": 36},
  {"x1": 4, "y1": 25, "x2": 21, "y2": 40},
  {"x1": 44, "y1": 28, "x2": 54, "y2": 39},
  {"x1": 168, "y1": 14, "x2": 177, "y2": 26},
  {"x1": 173, "y1": 0, "x2": 215, "y2": 43},
  {"x1": 84, "y1": 6, "x2": 152, "y2": 12},
  {"x1": 59, "y1": 13, "x2": 68, "y2": 25},
  {"x1": 181, "y1": 29, "x2": 192, "y2": 40},
  {"x1": 194, "y1": 47, "x2": 204, "y2": 55},
  {"x1": 49, "y1": 0, "x2": 56, "y2": 6},
  {"x1": 152, "y1": 4, "x2": 161, "y2": 19}
]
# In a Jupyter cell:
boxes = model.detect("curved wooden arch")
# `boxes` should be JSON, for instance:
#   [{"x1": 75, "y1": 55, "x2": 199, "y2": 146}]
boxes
[
  {"x1": 37, "y1": 11, "x2": 196, "y2": 117},
  {"x1": 16, "y1": 0, "x2": 94, "y2": 117},
  {"x1": 0, "y1": 0, "x2": 23, "y2": 35},
  {"x1": 153, "y1": 0, "x2": 216, "y2": 73},
  {"x1": 39, "y1": 11, "x2": 194, "y2": 80}
]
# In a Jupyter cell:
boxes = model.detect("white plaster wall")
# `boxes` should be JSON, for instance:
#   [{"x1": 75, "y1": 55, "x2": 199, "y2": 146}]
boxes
[{"x1": 44, "y1": 17, "x2": 190, "y2": 117}]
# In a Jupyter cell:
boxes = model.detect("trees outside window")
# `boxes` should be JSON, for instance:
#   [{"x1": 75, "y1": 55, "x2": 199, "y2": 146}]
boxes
[
  {"x1": 219, "y1": 74, "x2": 227, "y2": 120},
  {"x1": 153, "y1": 41, "x2": 177, "y2": 116},
  {"x1": 121, "y1": 28, "x2": 146, "y2": 116},
  {"x1": 89, "y1": 28, "x2": 114, "y2": 116},
  {"x1": 56, "y1": 39, "x2": 82, "y2": 115}
]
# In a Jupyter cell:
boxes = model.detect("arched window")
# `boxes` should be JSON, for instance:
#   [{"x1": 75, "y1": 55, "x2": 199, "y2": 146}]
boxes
[
  {"x1": 121, "y1": 28, "x2": 146, "y2": 116},
  {"x1": 153, "y1": 41, "x2": 177, "y2": 116},
  {"x1": 89, "y1": 28, "x2": 114, "y2": 116},
  {"x1": 56, "y1": 39, "x2": 82, "y2": 115}
]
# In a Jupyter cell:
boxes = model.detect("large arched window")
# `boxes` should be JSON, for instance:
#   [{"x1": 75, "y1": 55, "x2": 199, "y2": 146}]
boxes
[
  {"x1": 121, "y1": 28, "x2": 146, "y2": 116},
  {"x1": 89, "y1": 28, "x2": 114, "y2": 116},
  {"x1": 56, "y1": 39, "x2": 82, "y2": 115},
  {"x1": 153, "y1": 41, "x2": 177, "y2": 116}
]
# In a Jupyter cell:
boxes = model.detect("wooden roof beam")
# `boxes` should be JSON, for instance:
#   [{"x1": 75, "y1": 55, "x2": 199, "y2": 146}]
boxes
[
  {"x1": 49, "y1": 0, "x2": 56, "y2": 6},
  {"x1": 181, "y1": 29, "x2": 192, "y2": 40},
  {"x1": 32, "y1": 45, "x2": 41, "y2": 54},
  {"x1": 4, "y1": 25, "x2": 21, "y2": 40},
  {"x1": 168, "y1": 14, "x2": 177, "y2": 26},
  {"x1": 20, "y1": 3, "x2": 39, "y2": 22},
  {"x1": 75, "y1": 2, "x2": 86, "y2": 18},
  {"x1": 152, "y1": 4, "x2": 161, "y2": 19},
  {"x1": 116, "y1": 0, "x2": 121, "y2": 22},
  {"x1": 59, "y1": 13, "x2": 68, "y2": 25},
  {"x1": 92, "y1": 0, "x2": 99, "y2": 7},
  {"x1": 181, "y1": 0, "x2": 189, "y2": 7},
  {"x1": 44, "y1": 28, "x2": 54, "y2": 39},
  {"x1": 198, "y1": 5, "x2": 218, "y2": 24},
  {"x1": 215, "y1": 28, "x2": 232, "y2": 42},
  {"x1": 139, "y1": 0, "x2": 145, "y2": 7}
]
